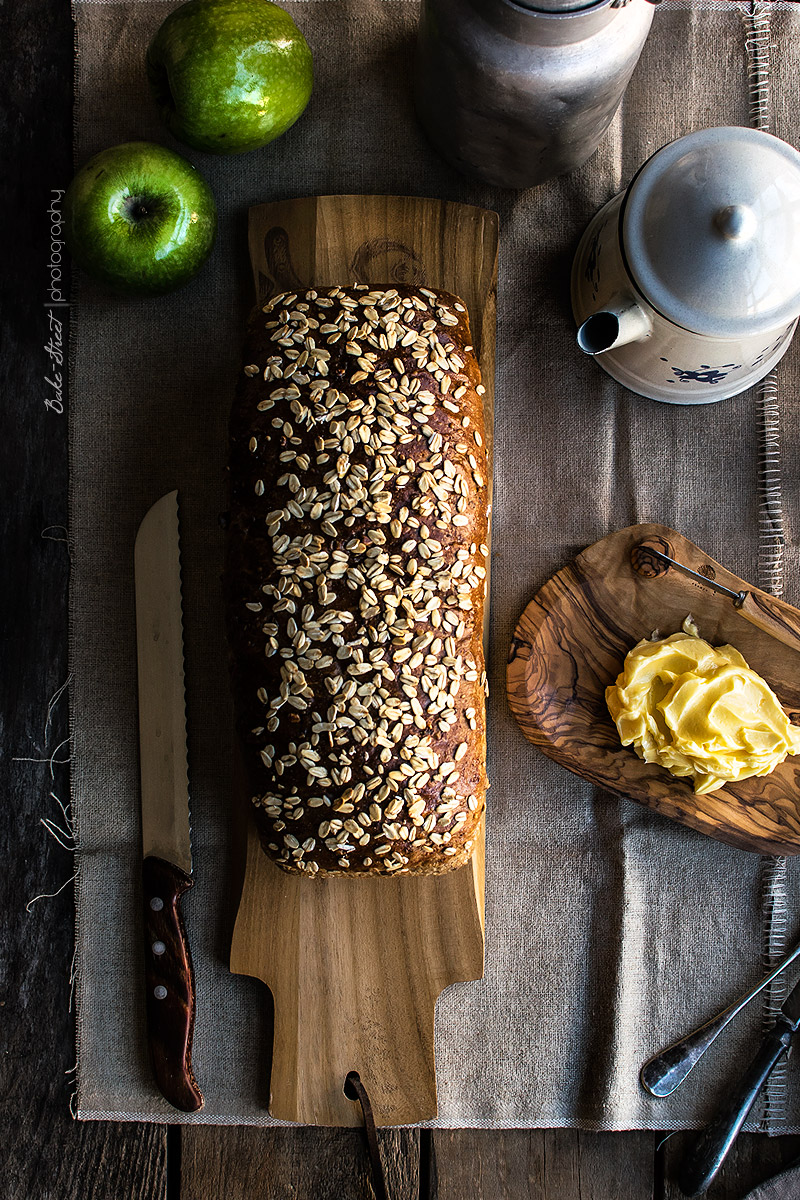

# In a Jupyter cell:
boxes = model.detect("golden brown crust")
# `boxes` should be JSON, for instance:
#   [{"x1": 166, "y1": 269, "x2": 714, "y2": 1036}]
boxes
[{"x1": 225, "y1": 285, "x2": 488, "y2": 876}]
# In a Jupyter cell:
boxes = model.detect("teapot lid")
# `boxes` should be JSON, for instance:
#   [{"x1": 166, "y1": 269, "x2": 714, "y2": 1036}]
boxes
[
  {"x1": 621, "y1": 126, "x2": 800, "y2": 338},
  {"x1": 514, "y1": 0, "x2": 609, "y2": 9}
]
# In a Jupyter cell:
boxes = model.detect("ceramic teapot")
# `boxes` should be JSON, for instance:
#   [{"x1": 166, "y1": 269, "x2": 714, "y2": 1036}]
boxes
[{"x1": 571, "y1": 126, "x2": 800, "y2": 404}]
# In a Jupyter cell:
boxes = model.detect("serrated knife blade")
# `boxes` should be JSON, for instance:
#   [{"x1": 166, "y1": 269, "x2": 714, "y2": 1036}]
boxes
[{"x1": 134, "y1": 490, "x2": 203, "y2": 1113}]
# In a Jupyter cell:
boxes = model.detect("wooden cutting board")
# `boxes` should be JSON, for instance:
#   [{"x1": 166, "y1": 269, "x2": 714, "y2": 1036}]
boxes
[
  {"x1": 230, "y1": 196, "x2": 498, "y2": 1126},
  {"x1": 507, "y1": 523, "x2": 800, "y2": 856}
]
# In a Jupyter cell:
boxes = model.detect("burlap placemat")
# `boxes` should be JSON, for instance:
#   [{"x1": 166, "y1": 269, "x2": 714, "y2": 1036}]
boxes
[{"x1": 71, "y1": 0, "x2": 800, "y2": 1128}]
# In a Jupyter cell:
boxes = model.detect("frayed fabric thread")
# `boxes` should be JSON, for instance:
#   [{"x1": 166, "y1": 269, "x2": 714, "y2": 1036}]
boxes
[
  {"x1": 756, "y1": 370, "x2": 785, "y2": 600},
  {"x1": 759, "y1": 857, "x2": 790, "y2": 1131},
  {"x1": 14, "y1": 675, "x2": 80, "y2": 1115},
  {"x1": 741, "y1": 0, "x2": 791, "y2": 1136},
  {"x1": 25, "y1": 786, "x2": 78, "y2": 912},
  {"x1": 14, "y1": 734, "x2": 77, "y2": 912},
  {"x1": 14, "y1": 732, "x2": 77, "y2": 912},
  {"x1": 744, "y1": 0, "x2": 771, "y2": 134},
  {"x1": 42, "y1": 525, "x2": 70, "y2": 546}
]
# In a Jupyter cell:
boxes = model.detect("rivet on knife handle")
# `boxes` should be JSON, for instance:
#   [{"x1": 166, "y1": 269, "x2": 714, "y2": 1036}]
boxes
[{"x1": 143, "y1": 854, "x2": 204, "y2": 1112}]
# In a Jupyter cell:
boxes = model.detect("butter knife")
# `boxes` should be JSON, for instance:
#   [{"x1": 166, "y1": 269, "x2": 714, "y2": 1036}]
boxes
[
  {"x1": 641, "y1": 936, "x2": 800, "y2": 1097},
  {"x1": 678, "y1": 975, "x2": 800, "y2": 1196},
  {"x1": 134, "y1": 490, "x2": 203, "y2": 1112}
]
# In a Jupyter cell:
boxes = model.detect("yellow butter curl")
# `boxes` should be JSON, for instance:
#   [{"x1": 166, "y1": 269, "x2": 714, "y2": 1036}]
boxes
[{"x1": 606, "y1": 619, "x2": 800, "y2": 794}]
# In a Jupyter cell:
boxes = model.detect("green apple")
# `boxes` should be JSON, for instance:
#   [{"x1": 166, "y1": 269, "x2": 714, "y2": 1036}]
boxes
[
  {"x1": 64, "y1": 141, "x2": 217, "y2": 296},
  {"x1": 146, "y1": 0, "x2": 313, "y2": 155}
]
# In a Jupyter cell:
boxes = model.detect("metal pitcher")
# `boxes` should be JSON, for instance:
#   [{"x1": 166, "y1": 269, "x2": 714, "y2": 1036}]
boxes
[{"x1": 414, "y1": 0, "x2": 657, "y2": 190}]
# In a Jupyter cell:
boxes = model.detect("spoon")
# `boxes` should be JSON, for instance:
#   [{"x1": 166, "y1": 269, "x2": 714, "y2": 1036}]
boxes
[{"x1": 640, "y1": 936, "x2": 800, "y2": 1097}]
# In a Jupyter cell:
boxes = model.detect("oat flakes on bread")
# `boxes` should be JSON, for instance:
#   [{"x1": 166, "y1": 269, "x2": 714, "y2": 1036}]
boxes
[{"x1": 225, "y1": 284, "x2": 488, "y2": 877}]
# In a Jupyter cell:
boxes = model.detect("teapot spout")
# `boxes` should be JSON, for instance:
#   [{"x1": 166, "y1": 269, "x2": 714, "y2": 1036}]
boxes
[{"x1": 577, "y1": 296, "x2": 652, "y2": 355}]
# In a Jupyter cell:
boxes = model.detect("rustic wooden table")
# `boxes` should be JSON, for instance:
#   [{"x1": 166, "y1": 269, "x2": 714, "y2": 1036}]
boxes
[{"x1": 6, "y1": 0, "x2": 800, "y2": 1195}]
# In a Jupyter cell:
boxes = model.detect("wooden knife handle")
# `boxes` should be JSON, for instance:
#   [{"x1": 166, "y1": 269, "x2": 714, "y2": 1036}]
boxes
[
  {"x1": 739, "y1": 591, "x2": 800, "y2": 659},
  {"x1": 142, "y1": 855, "x2": 204, "y2": 1112}
]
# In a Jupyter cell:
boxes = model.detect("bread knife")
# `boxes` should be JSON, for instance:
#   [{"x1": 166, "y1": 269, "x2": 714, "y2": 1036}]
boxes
[
  {"x1": 134, "y1": 490, "x2": 204, "y2": 1112},
  {"x1": 678, "y1": 975, "x2": 800, "y2": 1196}
]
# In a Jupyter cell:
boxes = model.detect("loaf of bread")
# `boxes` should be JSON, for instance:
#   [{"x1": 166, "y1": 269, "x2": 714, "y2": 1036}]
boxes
[{"x1": 226, "y1": 284, "x2": 488, "y2": 877}]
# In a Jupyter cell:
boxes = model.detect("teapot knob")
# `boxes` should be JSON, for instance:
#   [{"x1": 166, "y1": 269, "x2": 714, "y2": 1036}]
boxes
[{"x1": 713, "y1": 204, "x2": 757, "y2": 242}]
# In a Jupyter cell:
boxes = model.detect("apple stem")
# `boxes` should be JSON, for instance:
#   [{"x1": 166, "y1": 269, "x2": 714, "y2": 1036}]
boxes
[{"x1": 124, "y1": 196, "x2": 152, "y2": 223}]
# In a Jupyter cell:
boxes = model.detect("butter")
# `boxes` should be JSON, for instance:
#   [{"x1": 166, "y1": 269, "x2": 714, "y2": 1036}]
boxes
[{"x1": 606, "y1": 617, "x2": 800, "y2": 794}]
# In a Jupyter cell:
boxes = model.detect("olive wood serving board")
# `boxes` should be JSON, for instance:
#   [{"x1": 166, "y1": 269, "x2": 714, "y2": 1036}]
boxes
[
  {"x1": 507, "y1": 523, "x2": 800, "y2": 857},
  {"x1": 230, "y1": 195, "x2": 498, "y2": 1126}
]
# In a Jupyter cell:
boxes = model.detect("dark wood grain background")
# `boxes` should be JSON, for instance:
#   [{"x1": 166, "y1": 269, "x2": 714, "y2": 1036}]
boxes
[{"x1": 4, "y1": 0, "x2": 800, "y2": 1194}]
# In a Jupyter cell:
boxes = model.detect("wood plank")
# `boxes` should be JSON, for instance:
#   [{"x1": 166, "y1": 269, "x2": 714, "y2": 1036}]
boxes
[
  {"x1": 181, "y1": 1125, "x2": 419, "y2": 1199},
  {"x1": 658, "y1": 1131, "x2": 800, "y2": 1200},
  {"x1": 0, "y1": 0, "x2": 170, "y2": 1195},
  {"x1": 429, "y1": 1129, "x2": 655, "y2": 1199},
  {"x1": 8, "y1": 1117, "x2": 168, "y2": 1200}
]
